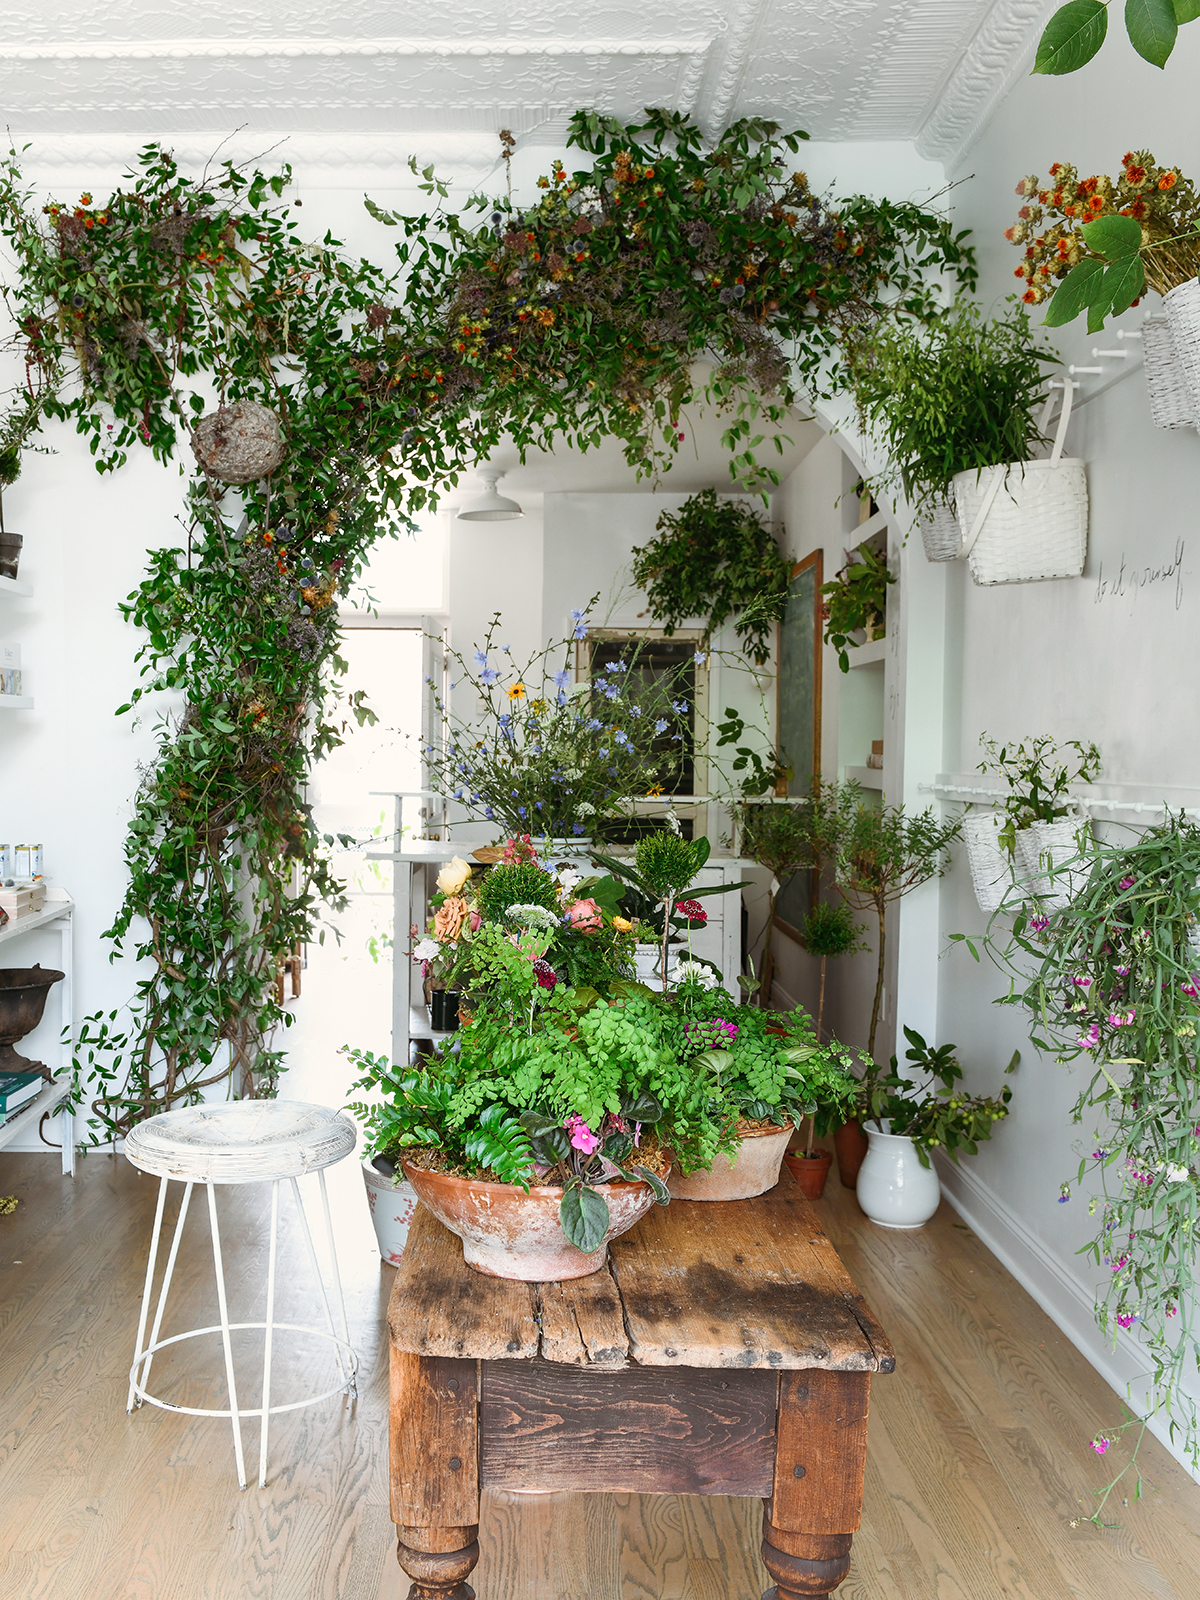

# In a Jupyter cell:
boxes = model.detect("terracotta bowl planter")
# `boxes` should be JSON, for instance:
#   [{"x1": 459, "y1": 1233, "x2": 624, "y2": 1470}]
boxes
[
  {"x1": 667, "y1": 1123, "x2": 791, "y2": 1202},
  {"x1": 783, "y1": 1149, "x2": 833, "y2": 1199},
  {"x1": 400, "y1": 1160, "x2": 659, "y2": 1281}
]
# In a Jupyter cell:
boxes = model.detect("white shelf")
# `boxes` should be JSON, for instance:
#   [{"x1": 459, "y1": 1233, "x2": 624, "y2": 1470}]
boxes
[
  {"x1": 0, "y1": 1074, "x2": 72, "y2": 1153},
  {"x1": 852, "y1": 508, "x2": 890, "y2": 546},
  {"x1": 0, "y1": 574, "x2": 32, "y2": 598},
  {"x1": 849, "y1": 638, "x2": 886, "y2": 668},
  {"x1": 0, "y1": 696, "x2": 33, "y2": 710},
  {"x1": 0, "y1": 895, "x2": 72, "y2": 946},
  {"x1": 845, "y1": 765, "x2": 884, "y2": 791}
]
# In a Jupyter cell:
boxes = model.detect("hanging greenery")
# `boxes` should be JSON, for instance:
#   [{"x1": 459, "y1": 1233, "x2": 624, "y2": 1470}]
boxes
[
  {"x1": 0, "y1": 114, "x2": 975, "y2": 1139},
  {"x1": 629, "y1": 488, "x2": 789, "y2": 664}
]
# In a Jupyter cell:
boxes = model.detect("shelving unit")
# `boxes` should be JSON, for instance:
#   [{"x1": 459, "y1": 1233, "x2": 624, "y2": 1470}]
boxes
[
  {"x1": 844, "y1": 765, "x2": 884, "y2": 791},
  {"x1": 0, "y1": 696, "x2": 34, "y2": 710},
  {"x1": 0, "y1": 574, "x2": 33, "y2": 599},
  {"x1": 0, "y1": 893, "x2": 75, "y2": 1175},
  {"x1": 849, "y1": 637, "x2": 886, "y2": 669}
]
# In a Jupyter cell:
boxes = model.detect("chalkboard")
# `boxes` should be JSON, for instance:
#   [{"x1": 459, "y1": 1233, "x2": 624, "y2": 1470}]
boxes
[{"x1": 774, "y1": 551, "x2": 822, "y2": 936}]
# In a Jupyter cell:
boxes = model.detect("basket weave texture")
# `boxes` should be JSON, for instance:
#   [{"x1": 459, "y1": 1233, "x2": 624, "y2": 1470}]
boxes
[
  {"x1": 960, "y1": 809, "x2": 1012, "y2": 913},
  {"x1": 1142, "y1": 312, "x2": 1195, "y2": 430},
  {"x1": 192, "y1": 401, "x2": 286, "y2": 484},
  {"x1": 1013, "y1": 818, "x2": 1090, "y2": 911},
  {"x1": 1164, "y1": 276, "x2": 1200, "y2": 427},
  {"x1": 918, "y1": 501, "x2": 962, "y2": 563},
  {"x1": 953, "y1": 459, "x2": 1088, "y2": 586}
]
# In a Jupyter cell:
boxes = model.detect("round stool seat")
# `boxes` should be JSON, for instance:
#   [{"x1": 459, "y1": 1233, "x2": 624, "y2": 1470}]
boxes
[{"x1": 124, "y1": 1100, "x2": 356, "y2": 1184}]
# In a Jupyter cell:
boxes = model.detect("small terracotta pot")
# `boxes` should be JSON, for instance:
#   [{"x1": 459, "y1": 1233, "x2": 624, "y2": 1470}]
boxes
[
  {"x1": 833, "y1": 1120, "x2": 870, "y2": 1189},
  {"x1": 783, "y1": 1149, "x2": 833, "y2": 1199},
  {"x1": 401, "y1": 1161, "x2": 659, "y2": 1280},
  {"x1": 667, "y1": 1123, "x2": 791, "y2": 1202}
]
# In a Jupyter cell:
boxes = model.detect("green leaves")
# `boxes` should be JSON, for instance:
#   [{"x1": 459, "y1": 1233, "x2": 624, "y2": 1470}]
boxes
[
  {"x1": 1033, "y1": 0, "x2": 1109, "y2": 74},
  {"x1": 1081, "y1": 212, "x2": 1143, "y2": 258},
  {"x1": 1042, "y1": 226, "x2": 1147, "y2": 333},
  {"x1": 1126, "y1": 0, "x2": 1178, "y2": 63},
  {"x1": 559, "y1": 1182, "x2": 611, "y2": 1253}
]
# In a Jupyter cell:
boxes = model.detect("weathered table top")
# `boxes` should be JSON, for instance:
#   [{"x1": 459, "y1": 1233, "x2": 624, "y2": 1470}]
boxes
[{"x1": 387, "y1": 1179, "x2": 895, "y2": 1374}]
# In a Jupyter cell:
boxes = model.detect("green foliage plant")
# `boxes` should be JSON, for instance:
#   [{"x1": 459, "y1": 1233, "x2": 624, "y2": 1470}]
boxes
[
  {"x1": 847, "y1": 301, "x2": 1060, "y2": 527},
  {"x1": 798, "y1": 900, "x2": 868, "y2": 1043},
  {"x1": 821, "y1": 543, "x2": 895, "y2": 672},
  {"x1": 978, "y1": 733, "x2": 1101, "y2": 853},
  {"x1": 735, "y1": 800, "x2": 814, "y2": 1007},
  {"x1": 854, "y1": 1025, "x2": 1015, "y2": 1169},
  {"x1": 1008, "y1": 153, "x2": 1200, "y2": 334},
  {"x1": 1033, "y1": 0, "x2": 1200, "y2": 78},
  {"x1": 974, "y1": 814, "x2": 1200, "y2": 1488},
  {"x1": 836, "y1": 801, "x2": 962, "y2": 1060},
  {"x1": 628, "y1": 488, "x2": 790, "y2": 664}
]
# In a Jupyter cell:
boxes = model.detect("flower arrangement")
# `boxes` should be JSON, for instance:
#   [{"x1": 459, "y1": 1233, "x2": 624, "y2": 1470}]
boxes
[
  {"x1": 978, "y1": 733, "x2": 1101, "y2": 854},
  {"x1": 1009, "y1": 153, "x2": 1200, "y2": 330},
  {"x1": 424, "y1": 601, "x2": 688, "y2": 840},
  {"x1": 855, "y1": 1026, "x2": 1015, "y2": 1168}
]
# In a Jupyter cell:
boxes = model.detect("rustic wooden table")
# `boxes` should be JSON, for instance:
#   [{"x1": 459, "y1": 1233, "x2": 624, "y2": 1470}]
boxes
[{"x1": 387, "y1": 1179, "x2": 894, "y2": 1600}]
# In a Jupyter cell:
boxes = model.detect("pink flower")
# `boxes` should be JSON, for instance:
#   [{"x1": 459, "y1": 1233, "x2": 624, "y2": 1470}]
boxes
[
  {"x1": 676, "y1": 898, "x2": 708, "y2": 924},
  {"x1": 1167, "y1": 1304, "x2": 1179, "y2": 1318},
  {"x1": 566, "y1": 897, "x2": 603, "y2": 932},
  {"x1": 1077, "y1": 1022, "x2": 1100, "y2": 1050},
  {"x1": 1091, "y1": 1437, "x2": 1110, "y2": 1456},
  {"x1": 564, "y1": 1114, "x2": 600, "y2": 1154},
  {"x1": 1116, "y1": 1312, "x2": 1136, "y2": 1329},
  {"x1": 1072, "y1": 975, "x2": 1093, "y2": 987},
  {"x1": 1120, "y1": 877, "x2": 1135, "y2": 890},
  {"x1": 1107, "y1": 1009, "x2": 1135, "y2": 1027},
  {"x1": 1030, "y1": 914, "x2": 1050, "y2": 933},
  {"x1": 469, "y1": 910, "x2": 482, "y2": 932}
]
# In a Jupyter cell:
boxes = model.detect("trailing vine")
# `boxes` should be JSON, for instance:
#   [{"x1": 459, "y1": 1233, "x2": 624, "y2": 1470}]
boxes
[{"x1": 0, "y1": 114, "x2": 975, "y2": 1139}]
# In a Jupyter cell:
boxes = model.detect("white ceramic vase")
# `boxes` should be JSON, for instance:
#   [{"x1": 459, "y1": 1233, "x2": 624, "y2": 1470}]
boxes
[
  {"x1": 361, "y1": 1161, "x2": 419, "y2": 1265},
  {"x1": 856, "y1": 1123, "x2": 941, "y2": 1230}
]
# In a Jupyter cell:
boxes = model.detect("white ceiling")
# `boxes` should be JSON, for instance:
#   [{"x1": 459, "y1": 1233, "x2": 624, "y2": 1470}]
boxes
[{"x1": 0, "y1": 1, "x2": 1051, "y2": 170}]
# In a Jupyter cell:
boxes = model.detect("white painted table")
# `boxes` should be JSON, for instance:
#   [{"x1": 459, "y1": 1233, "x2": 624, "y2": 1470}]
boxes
[{"x1": 0, "y1": 891, "x2": 75, "y2": 1174}]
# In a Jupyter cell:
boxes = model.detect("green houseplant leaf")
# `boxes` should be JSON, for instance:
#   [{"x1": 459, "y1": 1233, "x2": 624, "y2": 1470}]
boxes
[
  {"x1": 559, "y1": 1183, "x2": 611, "y2": 1253},
  {"x1": 1042, "y1": 257, "x2": 1107, "y2": 326},
  {"x1": 1125, "y1": 0, "x2": 1179, "y2": 64},
  {"x1": 1080, "y1": 212, "x2": 1144, "y2": 259},
  {"x1": 1033, "y1": 0, "x2": 1109, "y2": 73}
]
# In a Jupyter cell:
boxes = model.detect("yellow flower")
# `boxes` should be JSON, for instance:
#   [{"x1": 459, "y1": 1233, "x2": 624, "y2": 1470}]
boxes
[
  {"x1": 507, "y1": 682, "x2": 527, "y2": 700},
  {"x1": 612, "y1": 916, "x2": 633, "y2": 932},
  {"x1": 436, "y1": 856, "x2": 473, "y2": 895},
  {"x1": 646, "y1": 782, "x2": 665, "y2": 797}
]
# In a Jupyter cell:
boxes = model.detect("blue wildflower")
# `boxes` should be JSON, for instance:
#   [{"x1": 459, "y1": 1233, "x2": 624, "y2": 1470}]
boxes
[
  {"x1": 518, "y1": 806, "x2": 527, "y2": 818},
  {"x1": 473, "y1": 650, "x2": 488, "y2": 668},
  {"x1": 572, "y1": 824, "x2": 584, "y2": 834},
  {"x1": 480, "y1": 668, "x2": 498, "y2": 685},
  {"x1": 553, "y1": 669, "x2": 571, "y2": 690},
  {"x1": 655, "y1": 718, "x2": 668, "y2": 733}
]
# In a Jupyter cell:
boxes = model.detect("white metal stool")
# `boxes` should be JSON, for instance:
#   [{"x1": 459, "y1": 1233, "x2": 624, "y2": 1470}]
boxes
[{"x1": 124, "y1": 1100, "x2": 358, "y2": 1489}]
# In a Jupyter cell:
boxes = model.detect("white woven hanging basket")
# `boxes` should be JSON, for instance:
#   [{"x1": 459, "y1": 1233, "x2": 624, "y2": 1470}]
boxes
[
  {"x1": 1142, "y1": 312, "x2": 1195, "y2": 430},
  {"x1": 952, "y1": 378, "x2": 1087, "y2": 587},
  {"x1": 1164, "y1": 276, "x2": 1200, "y2": 426},
  {"x1": 1013, "y1": 817, "x2": 1091, "y2": 911},
  {"x1": 918, "y1": 500, "x2": 962, "y2": 563},
  {"x1": 960, "y1": 808, "x2": 1012, "y2": 913}
]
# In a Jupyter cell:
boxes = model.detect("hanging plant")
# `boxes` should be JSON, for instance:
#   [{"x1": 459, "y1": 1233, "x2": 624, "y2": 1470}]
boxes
[
  {"x1": 821, "y1": 543, "x2": 895, "y2": 672},
  {"x1": 629, "y1": 488, "x2": 789, "y2": 664}
]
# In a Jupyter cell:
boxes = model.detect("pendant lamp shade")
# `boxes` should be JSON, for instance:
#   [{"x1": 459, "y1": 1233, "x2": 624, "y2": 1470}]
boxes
[{"x1": 456, "y1": 467, "x2": 524, "y2": 522}]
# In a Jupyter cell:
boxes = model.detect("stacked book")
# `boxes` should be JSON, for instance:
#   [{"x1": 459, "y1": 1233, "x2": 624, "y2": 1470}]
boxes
[{"x1": 1, "y1": 1072, "x2": 45, "y2": 1125}]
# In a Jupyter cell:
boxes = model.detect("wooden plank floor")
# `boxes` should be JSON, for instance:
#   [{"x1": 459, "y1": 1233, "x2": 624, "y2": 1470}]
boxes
[{"x1": 1, "y1": 1151, "x2": 1197, "y2": 1600}]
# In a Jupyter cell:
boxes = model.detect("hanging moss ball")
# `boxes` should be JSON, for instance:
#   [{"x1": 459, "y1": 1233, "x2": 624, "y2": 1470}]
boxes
[{"x1": 192, "y1": 401, "x2": 285, "y2": 484}]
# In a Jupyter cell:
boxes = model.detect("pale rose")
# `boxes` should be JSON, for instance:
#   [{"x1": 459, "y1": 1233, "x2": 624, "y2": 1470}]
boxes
[
  {"x1": 566, "y1": 897, "x2": 603, "y2": 932},
  {"x1": 436, "y1": 856, "x2": 473, "y2": 895},
  {"x1": 433, "y1": 896, "x2": 468, "y2": 941}
]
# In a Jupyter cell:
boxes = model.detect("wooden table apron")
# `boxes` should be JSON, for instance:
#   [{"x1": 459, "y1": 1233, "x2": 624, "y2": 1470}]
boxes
[{"x1": 387, "y1": 1182, "x2": 895, "y2": 1600}]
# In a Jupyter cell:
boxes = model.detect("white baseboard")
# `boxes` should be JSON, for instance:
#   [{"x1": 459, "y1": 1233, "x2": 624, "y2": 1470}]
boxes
[{"x1": 936, "y1": 1156, "x2": 1200, "y2": 1483}]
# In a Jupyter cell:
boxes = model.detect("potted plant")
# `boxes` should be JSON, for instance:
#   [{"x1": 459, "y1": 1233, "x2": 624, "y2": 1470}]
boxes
[
  {"x1": 629, "y1": 488, "x2": 791, "y2": 665},
  {"x1": 820, "y1": 542, "x2": 894, "y2": 672},
  {"x1": 835, "y1": 799, "x2": 962, "y2": 1061},
  {"x1": 977, "y1": 733, "x2": 1100, "y2": 909},
  {"x1": 0, "y1": 440, "x2": 21, "y2": 580},
  {"x1": 664, "y1": 977, "x2": 859, "y2": 1202},
  {"x1": 853, "y1": 1027, "x2": 1015, "y2": 1229},
  {"x1": 795, "y1": 900, "x2": 870, "y2": 1187},
  {"x1": 734, "y1": 799, "x2": 817, "y2": 1007},
  {"x1": 847, "y1": 302, "x2": 1078, "y2": 584}
]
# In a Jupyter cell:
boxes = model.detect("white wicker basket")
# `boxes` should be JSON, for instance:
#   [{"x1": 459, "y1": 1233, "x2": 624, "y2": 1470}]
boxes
[
  {"x1": 1164, "y1": 276, "x2": 1200, "y2": 425},
  {"x1": 1013, "y1": 817, "x2": 1091, "y2": 910},
  {"x1": 961, "y1": 808, "x2": 1012, "y2": 913},
  {"x1": 1142, "y1": 312, "x2": 1195, "y2": 430},
  {"x1": 953, "y1": 377, "x2": 1087, "y2": 587},
  {"x1": 918, "y1": 501, "x2": 962, "y2": 563}
]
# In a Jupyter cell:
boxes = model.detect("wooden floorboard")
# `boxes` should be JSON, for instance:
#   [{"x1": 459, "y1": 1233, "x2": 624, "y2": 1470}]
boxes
[{"x1": 1, "y1": 1151, "x2": 1197, "y2": 1599}]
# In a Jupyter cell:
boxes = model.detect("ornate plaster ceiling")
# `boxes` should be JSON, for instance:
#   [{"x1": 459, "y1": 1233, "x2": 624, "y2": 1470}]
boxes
[{"x1": 0, "y1": 0, "x2": 1054, "y2": 173}]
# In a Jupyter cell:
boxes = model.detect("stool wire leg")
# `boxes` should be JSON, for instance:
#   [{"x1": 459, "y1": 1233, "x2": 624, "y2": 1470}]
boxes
[
  {"x1": 258, "y1": 1179, "x2": 279, "y2": 1490},
  {"x1": 135, "y1": 1179, "x2": 195, "y2": 1411},
  {"x1": 206, "y1": 1181, "x2": 247, "y2": 1490},
  {"x1": 317, "y1": 1168, "x2": 356, "y2": 1401},
  {"x1": 128, "y1": 1175, "x2": 169, "y2": 1413},
  {"x1": 287, "y1": 1177, "x2": 352, "y2": 1391}
]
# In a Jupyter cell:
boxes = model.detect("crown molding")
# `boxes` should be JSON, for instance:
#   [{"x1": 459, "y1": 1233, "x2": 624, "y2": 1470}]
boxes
[
  {"x1": 916, "y1": 0, "x2": 1055, "y2": 166},
  {"x1": 0, "y1": 35, "x2": 713, "y2": 64}
]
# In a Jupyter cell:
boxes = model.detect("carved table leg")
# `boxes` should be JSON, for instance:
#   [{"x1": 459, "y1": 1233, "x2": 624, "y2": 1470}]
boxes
[
  {"x1": 762, "y1": 1368, "x2": 872, "y2": 1600},
  {"x1": 397, "y1": 1523, "x2": 480, "y2": 1600}
]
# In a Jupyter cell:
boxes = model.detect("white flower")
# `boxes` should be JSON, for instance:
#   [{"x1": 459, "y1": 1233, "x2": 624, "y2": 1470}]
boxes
[
  {"x1": 557, "y1": 869, "x2": 582, "y2": 896},
  {"x1": 675, "y1": 960, "x2": 719, "y2": 990},
  {"x1": 504, "y1": 903, "x2": 559, "y2": 930},
  {"x1": 1164, "y1": 1163, "x2": 1192, "y2": 1183},
  {"x1": 413, "y1": 938, "x2": 441, "y2": 962},
  {"x1": 577, "y1": 802, "x2": 596, "y2": 817},
  {"x1": 436, "y1": 856, "x2": 473, "y2": 895}
]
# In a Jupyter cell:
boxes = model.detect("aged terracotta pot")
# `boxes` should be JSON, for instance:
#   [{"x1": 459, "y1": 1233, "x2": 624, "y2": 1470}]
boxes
[
  {"x1": 783, "y1": 1149, "x2": 833, "y2": 1199},
  {"x1": 400, "y1": 1160, "x2": 659, "y2": 1280},
  {"x1": 833, "y1": 1120, "x2": 870, "y2": 1189},
  {"x1": 667, "y1": 1123, "x2": 791, "y2": 1202}
]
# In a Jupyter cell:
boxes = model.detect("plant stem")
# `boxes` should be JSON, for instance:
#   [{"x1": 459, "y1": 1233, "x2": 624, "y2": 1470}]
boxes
[
  {"x1": 867, "y1": 901, "x2": 886, "y2": 1061},
  {"x1": 759, "y1": 886, "x2": 777, "y2": 1008},
  {"x1": 805, "y1": 1115, "x2": 814, "y2": 1158},
  {"x1": 661, "y1": 888, "x2": 674, "y2": 992},
  {"x1": 817, "y1": 954, "x2": 827, "y2": 1043}
]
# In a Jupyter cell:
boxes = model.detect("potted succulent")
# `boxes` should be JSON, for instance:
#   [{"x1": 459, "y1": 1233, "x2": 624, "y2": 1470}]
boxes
[
  {"x1": 853, "y1": 1027, "x2": 1015, "y2": 1229},
  {"x1": 977, "y1": 734, "x2": 1100, "y2": 909}
]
